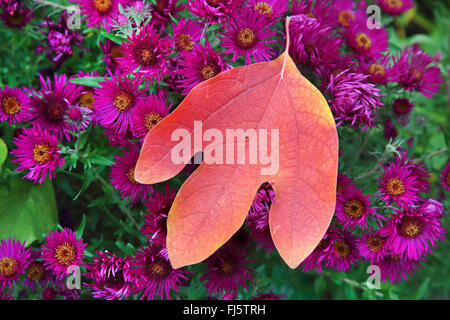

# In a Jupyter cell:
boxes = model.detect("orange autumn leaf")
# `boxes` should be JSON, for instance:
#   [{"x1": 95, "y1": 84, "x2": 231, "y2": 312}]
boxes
[{"x1": 135, "y1": 17, "x2": 339, "y2": 269}]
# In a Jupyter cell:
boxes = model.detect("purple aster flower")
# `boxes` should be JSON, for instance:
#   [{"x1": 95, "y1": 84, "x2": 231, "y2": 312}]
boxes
[
  {"x1": 219, "y1": 7, "x2": 277, "y2": 65},
  {"x1": 375, "y1": 0, "x2": 414, "y2": 16},
  {"x1": 104, "y1": 127, "x2": 134, "y2": 147},
  {"x1": 377, "y1": 254, "x2": 421, "y2": 283},
  {"x1": 377, "y1": 161, "x2": 419, "y2": 207},
  {"x1": 391, "y1": 45, "x2": 443, "y2": 97},
  {"x1": 27, "y1": 74, "x2": 82, "y2": 140},
  {"x1": 328, "y1": 0, "x2": 356, "y2": 28},
  {"x1": 178, "y1": 41, "x2": 229, "y2": 95},
  {"x1": 324, "y1": 69, "x2": 383, "y2": 130},
  {"x1": 440, "y1": 162, "x2": 450, "y2": 191},
  {"x1": 345, "y1": 21, "x2": 388, "y2": 59},
  {"x1": 385, "y1": 207, "x2": 445, "y2": 260},
  {"x1": 100, "y1": 39, "x2": 126, "y2": 72},
  {"x1": 150, "y1": 0, "x2": 185, "y2": 30},
  {"x1": 1, "y1": 1, "x2": 31, "y2": 29},
  {"x1": 110, "y1": 144, "x2": 154, "y2": 202},
  {"x1": 247, "y1": 0, "x2": 288, "y2": 21},
  {"x1": 35, "y1": 11, "x2": 84, "y2": 67},
  {"x1": 299, "y1": 227, "x2": 338, "y2": 273},
  {"x1": 289, "y1": 14, "x2": 344, "y2": 70},
  {"x1": 93, "y1": 74, "x2": 145, "y2": 134},
  {"x1": 0, "y1": 239, "x2": 32, "y2": 289},
  {"x1": 188, "y1": 0, "x2": 240, "y2": 21},
  {"x1": 418, "y1": 198, "x2": 444, "y2": 219},
  {"x1": 246, "y1": 184, "x2": 275, "y2": 253},
  {"x1": 356, "y1": 226, "x2": 390, "y2": 262},
  {"x1": 71, "y1": 0, "x2": 121, "y2": 31},
  {"x1": 384, "y1": 119, "x2": 398, "y2": 141},
  {"x1": 116, "y1": 23, "x2": 174, "y2": 82},
  {"x1": 24, "y1": 250, "x2": 51, "y2": 291},
  {"x1": 141, "y1": 186, "x2": 177, "y2": 245},
  {"x1": 358, "y1": 53, "x2": 399, "y2": 84},
  {"x1": 292, "y1": 0, "x2": 332, "y2": 25},
  {"x1": 131, "y1": 245, "x2": 188, "y2": 300},
  {"x1": 131, "y1": 92, "x2": 171, "y2": 139},
  {"x1": 11, "y1": 126, "x2": 65, "y2": 184},
  {"x1": 335, "y1": 185, "x2": 379, "y2": 231},
  {"x1": 252, "y1": 289, "x2": 287, "y2": 300},
  {"x1": 393, "y1": 98, "x2": 415, "y2": 115},
  {"x1": 41, "y1": 228, "x2": 87, "y2": 280},
  {"x1": 172, "y1": 18, "x2": 203, "y2": 52},
  {"x1": 200, "y1": 244, "x2": 256, "y2": 295},
  {"x1": 326, "y1": 230, "x2": 360, "y2": 272},
  {"x1": 64, "y1": 104, "x2": 92, "y2": 130},
  {"x1": 84, "y1": 250, "x2": 134, "y2": 300},
  {"x1": 336, "y1": 173, "x2": 353, "y2": 194},
  {"x1": 0, "y1": 85, "x2": 31, "y2": 124}
]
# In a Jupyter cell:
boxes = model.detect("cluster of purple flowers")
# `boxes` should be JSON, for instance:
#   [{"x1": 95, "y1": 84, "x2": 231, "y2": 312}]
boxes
[{"x1": 1, "y1": 0, "x2": 447, "y2": 300}]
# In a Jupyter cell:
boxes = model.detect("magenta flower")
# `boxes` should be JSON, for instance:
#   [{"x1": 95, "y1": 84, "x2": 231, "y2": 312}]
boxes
[
  {"x1": 358, "y1": 53, "x2": 399, "y2": 84},
  {"x1": 178, "y1": 41, "x2": 229, "y2": 95},
  {"x1": 356, "y1": 227, "x2": 390, "y2": 262},
  {"x1": 71, "y1": 0, "x2": 121, "y2": 31},
  {"x1": 299, "y1": 227, "x2": 338, "y2": 273},
  {"x1": 219, "y1": 8, "x2": 277, "y2": 65},
  {"x1": 335, "y1": 185, "x2": 378, "y2": 231},
  {"x1": 289, "y1": 14, "x2": 344, "y2": 70},
  {"x1": 23, "y1": 250, "x2": 51, "y2": 292},
  {"x1": 141, "y1": 186, "x2": 177, "y2": 245},
  {"x1": 27, "y1": 74, "x2": 82, "y2": 140},
  {"x1": 324, "y1": 70, "x2": 383, "y2": 130},
  {"x1": 188, "y1": 0, "x2": 240, "y2": 21},
  {"x1": 200, "y1": 245, "x2": 256, "y2": 295},
  {"x1": 384, "y1": 119, "x2": 398, "y2": 141},
  {"x1": 150, "y1": 0, "x2": 185, "y2": 30},
  {"x1": 93, "y1": 74, "x2": 145, "y2": 134},
  {"x1": 11, "y1": 126, "x2": 65, "y2": 184},
  {"x1": 345, "y1": 21, "x2": 388, "y2": 59},
  {"x1": 110, "y1": 144, "x2": 154, "y2": 203},
  {"x1": 84, "y1": 251, "x2": 134, "y2": 300},
  {"x1": 0, "y1": 239, "x2": 32, "y2": 288},
  {"x1": 440, "y1": 162, "x2": 450, "y2": 191},
  {"x1": 392, "y1": 46, "x2": 443, "y2": 97},
  {"x1": 103, "y1": 127, "x2": 133, "y2": 147},
  {"x1": 328, "y1": 0, "x2": 356, "y2": 28},
  {"x1": 100, "y1": 39, "x2": 125, "y2": 72},
  {"x1": 336, "y1": 173, "x2": 353, "y2": 194},
  {"x1": 396, "y1": 150, "x2": 430, "y2": 193},
  {"x1": 393, "y1": 98, "x2": 415, "y2": 115},
  {"x1": 131, "y1": 93, "x2": 171, "y2": 139},
  {"x1": 252, "y1": 289, "x2": 286, "y2": 300},
  {"x1": 131, "y1": 245, "x2": 188, "y2": 300},
  {"x1": 247, "y1": 184, "x2": 276, "y2": 253},
  {"x1": 172, "y1": 18, "x2": 203, "y2": 52},
  {"x1": 326, "y1": 230, "x2": 360, "y2": 272},
  {"x1": 248, "y1": 0, "x2": 288, "y2": 21},
  {"x1": 0, "y1": 85, "x2": 31, "y2": 124},
  {"x1": 64, "y1": 104, "x2": 92, "y2": 130},
  {"x1": 377, "y1": 161, "x2": 419, "y2": 207},
  {"x1": 419, "y1": 199, "x2": 444, "y2": 219},
  {"x1": 116, "y1": 23, "x2": 174, "y2": 81},
  {"x1": 41, "y1": 228, "x2": 87, "y2": 280},
  {"x1": 1, "y1": 2, "x2": 31, "y2": 29},
  {"x1": 375, "y1": 0, "x2": 414, "y2": 16},
  {"x1": 377, "y1": 254, "x2": 421, "y2": 283},
  {"x1": 385, "y1": 207, "x2": 445, "y2": 260},
  {"x1": 292, "y1": 0, "x2": 332, "y2": 25}
]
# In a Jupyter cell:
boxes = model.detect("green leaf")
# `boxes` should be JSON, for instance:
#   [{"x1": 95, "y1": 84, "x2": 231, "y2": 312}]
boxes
[
  {"x1": 70, "y1": 76, "x2": 106, "y2": 88},
  {"x1": 0, "y1": 178, "x2": 58, "y2": 245},
  {"x1": 413, "y1": 278, "x2": 430, "y2": 300},
  {"x1": 0, "y1": 138, "x2": 7, "y2": 170},
  {"x1": 76, "y1": 214, "x2": 87, "y2": 240},
  {"x1": 100, "y1": 31, "x2": 126, "y2": 44}
]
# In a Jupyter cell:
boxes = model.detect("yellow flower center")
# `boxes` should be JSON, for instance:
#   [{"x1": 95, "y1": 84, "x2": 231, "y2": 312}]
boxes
[
  {"x1": 399, "y1": 217, "x2": 423, "y2": 238},
  {"x1": 54, "y1": 242, "x2": 77, "y2": 266},
  {"x1": 388, "y1": 0, "x2": 403, "y2": 9},
  {"x1": 27, "y1": 262, "x2": 45, "y2": 281},
  {"x1": 367, "y1": 236, "x2": 383, "y2": 252},
  {"x1": 78, "y1": 91, "x2": 95, "y2": 109},
  {"x1": 344, "y1": 199, "x2": 365, "y2": 219},
  {"x1": 335, "y1": 241, "x2": 350, "y2": 258},
  {"x1": 235, "y1": 27, "x2": 256, "y2": 49},
  {"x1": 93, "y1": 0, "x2": 112, "y2": 14},
  {"x1": 355, "y1": 32, "x2": 372, "y2": 50},
  {"x1": 113, "y1": 91, "x2": 133, "y2": 111},
  {"x1": 338, "y1": 10, "x2": 355, "y2": 27},
  {"x1": 127, "y1": 167, "x2": 138, "y2": 184},
  {"x1": 1, "y1": 96, "x2": 22, "y2": 115},
  {"x1": 254, "y1": 2, "x2": 273, "y2": 17},
  {"x1": 386, "y1": 177, "x2": 405, "y2": 196},
  {"x1": 200, "y1": 64, "x2": 218, "y2": 80},
  {"x1": 32, "y1": 143, "x2": 52, "y2": 164},
  {"x1": 221, "y1": 260, "x2": 234, "y2": 274},
  {"x1": 144, "y1": 112, "x2": 163, "y2": 131},
  {"x1": 177, "y1": 33, "x2": 193, "y2": 51},
  {"x1": 0, "y1": 257, "x2": 19, "y2": 278},
  {"x1": 368, "y1": 63, "x2": 386, "y2": 78}
]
